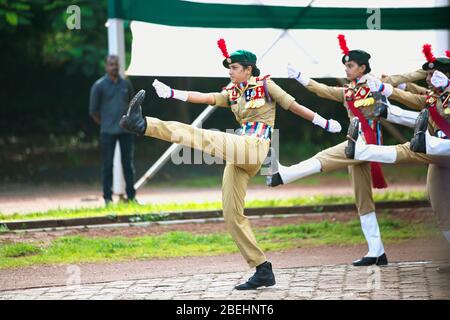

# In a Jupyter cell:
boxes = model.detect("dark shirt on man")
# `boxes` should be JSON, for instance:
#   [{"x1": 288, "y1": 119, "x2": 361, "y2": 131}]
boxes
[{"x1": 89, "y1": 75, "x2": 134, "y2": 134}]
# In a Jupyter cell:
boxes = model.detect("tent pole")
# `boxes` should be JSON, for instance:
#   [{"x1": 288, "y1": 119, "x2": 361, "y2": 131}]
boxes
[
  {"x1": 107, "y1": 18, "x2": 126, "y2": 199},
  {"x1": 134, "y1": 105, "x2": 217, "y2": 190}
]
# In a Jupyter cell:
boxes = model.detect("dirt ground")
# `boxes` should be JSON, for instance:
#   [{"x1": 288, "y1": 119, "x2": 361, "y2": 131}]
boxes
[{"x1": 0, "y1": 207, "x2": 435, "y2": 245}]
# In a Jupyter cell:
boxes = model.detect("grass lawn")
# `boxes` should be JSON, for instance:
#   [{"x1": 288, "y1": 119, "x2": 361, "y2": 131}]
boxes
[
  {"x1": 144, "y1": 165, "x2": 428, "y2": 188},
  {"x1": 0, "y1": 191, "x2": 427, "y2": 222},
  {"x1": 0, "y1": 215, "x2": 438, "y2": 269}
]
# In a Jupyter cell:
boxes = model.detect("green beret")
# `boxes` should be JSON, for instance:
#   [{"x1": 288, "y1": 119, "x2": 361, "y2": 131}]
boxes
[
  {"x1": 223, "y1": 50, "x2": 257, "y2": 68},
  {"x1": 422, "y1": 57, "x2": 450, "y2": 73}
]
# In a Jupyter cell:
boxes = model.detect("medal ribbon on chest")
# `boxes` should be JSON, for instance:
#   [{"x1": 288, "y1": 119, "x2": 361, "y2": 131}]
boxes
[
  {"x1": 353, "y1": 86, "x2": 375, "y2": 108},
  {"x1": 441, "y1": 93, "x2": 450, "y2": 115}
]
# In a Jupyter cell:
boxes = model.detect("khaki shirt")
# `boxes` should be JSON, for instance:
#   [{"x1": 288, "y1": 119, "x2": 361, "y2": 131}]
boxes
[
  {"x1": 404, "y1": 83, "x2": 429, "y2": 95},
  {"x1": 305, "y1": 70, "x2": 429, "y2": 121},
  {"x1": 211, "y1": 76, "x2": 295, "y2": 128},
  {"x1": 382, "y1": 69, "x2": 427, "y2": 87},
  {"x1": 390, "y1": 87, "x2": 450, "y2": 135},
  {"x1": 305, "y1": 74, "x2": 379, "y2": 120},
  {"x1": 382, "y1": 69, "x2": 428, "y2": 95}
]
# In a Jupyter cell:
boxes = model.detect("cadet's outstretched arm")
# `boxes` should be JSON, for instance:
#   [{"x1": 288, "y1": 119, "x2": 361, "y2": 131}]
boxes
[
  {"x1": 382, "y1": 69, "x2": 427, "y2": 87},
  {"x1": 152, "y1": 79, "x2": 216, "y2": 106},
  {"x1": 367, "y1": 76, "x2": 426, "y2": 111},
  {"x1": 287, "y1": 64, "x2": 344, "y2": 103},
  {"x1": 287, "y1": 101, "x2": 342, "y2": 133}
]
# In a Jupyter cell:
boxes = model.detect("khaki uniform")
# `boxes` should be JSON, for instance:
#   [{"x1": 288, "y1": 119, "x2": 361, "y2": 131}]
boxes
[
  {"x1": 304, "y1": 71, "x2": 432, "y2": 216},
  {"x1": 390, "y1": 87, "x2": 450, "y2": 136},
  {"x1": 383, "y1": 69, "x2": 427, "y2": 87},
  {"x1": 305, "y1": 75, "x2": 381, "y2": 215},
  {"x1": 404, "y1": 83, "x2": 429, "y2": 95},
  {"x1": 388, "y1": 86, "x2": 450, "y2": 229},
  {"x1": 144, "y1": 76, "x2": 295, "y2": 267},
  {"x1": 383, "y1": 69, "x2": 428, "y2": 95},
  {"x1": 385, "y1": 74, "x2": 450, "y2": 228}
]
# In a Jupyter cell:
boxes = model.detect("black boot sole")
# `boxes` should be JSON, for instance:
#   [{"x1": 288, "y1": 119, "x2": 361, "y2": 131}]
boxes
[
  {"x1": 235, "y1": 279, "x2": 276, "y2": 290},
  {"x1": 437, "y1": 264, "x2": 450, "y2": 273},
  {"x1": 352, "y1": 254, "x2": 388, "y2": 267},
  {"x1": 266, "y1": 173, "x2": 283, "y2": 187},
  {"x1": 127, "y1": 89, "x2": 146, "y2": 115},
  {"x1": 235, "y1": 262, "x2": 276, "y2": 290},
  {"x1": 120, "y1": 90, "x2": 147, "y2": 135},
  {"x1": 345, "y1": 118, "x2": 359, "y2": 159},
  {"x1": 410, "y1": 109, "x2": 429, "y2": 153}
]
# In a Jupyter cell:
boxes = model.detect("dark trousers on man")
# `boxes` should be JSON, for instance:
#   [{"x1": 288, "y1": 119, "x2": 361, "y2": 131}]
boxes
[{"x1": 100, "y1": 132, "x2": 136, "y2": 202}]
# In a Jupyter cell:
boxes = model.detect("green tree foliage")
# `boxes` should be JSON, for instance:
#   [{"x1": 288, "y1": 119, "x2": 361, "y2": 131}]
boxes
[{"x1": 0, "y1": 0, "x2": 108, "y2": 76}]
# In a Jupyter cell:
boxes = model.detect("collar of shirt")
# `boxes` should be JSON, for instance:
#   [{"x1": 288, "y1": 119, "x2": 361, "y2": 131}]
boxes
[
  {"x1": 356, "y1": 74, "x2": 371, "y2": 85},
  {"x1": 104, "y1": 74, "x2": 123, "y2": 85},
  {"x1": 247, "y1": 76, "x2": 257, "y2": 85}
]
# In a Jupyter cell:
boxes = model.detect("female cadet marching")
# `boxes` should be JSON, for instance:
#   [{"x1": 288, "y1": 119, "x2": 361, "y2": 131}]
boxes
[
  {"x1": 119, "y1": 39, "x2": 342, "y2": 290},
  {"x1": 345, "y1": 45, "x2": 450, "y2": 272}
]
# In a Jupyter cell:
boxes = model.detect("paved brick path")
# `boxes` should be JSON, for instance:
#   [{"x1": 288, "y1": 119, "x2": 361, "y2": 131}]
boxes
[{"x1": 1, "y1": 261, "x2": 448, "y2": 300}]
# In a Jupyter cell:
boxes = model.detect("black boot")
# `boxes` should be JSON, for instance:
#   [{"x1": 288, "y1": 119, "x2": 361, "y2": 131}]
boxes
[
  {"x1": 352, "y1": 253, "x2": 388, "y2": 266},
  {"x1": 437, "y1": 263, "x2": 450, "y2": 274},
  {"x1": 410, "y1": 109, "x2": 429, "y2": 154},
  {"x1": 235, "y1": 261, "x2": 276, "y2": 290},
  {"x1": 345, "y1": 117, "x2": 360, "y2": 159},
  {"x1": 120, "y1": 89, "x2": 147, "y2": 136},
  {"x1": 266, "y1": 173, "x2": 284, "y2": 187}
]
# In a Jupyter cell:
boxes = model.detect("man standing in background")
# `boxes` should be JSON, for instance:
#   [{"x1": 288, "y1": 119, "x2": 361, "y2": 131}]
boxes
[{"x1": 89, "y1": 55, "x2": 136, "y2": 205}]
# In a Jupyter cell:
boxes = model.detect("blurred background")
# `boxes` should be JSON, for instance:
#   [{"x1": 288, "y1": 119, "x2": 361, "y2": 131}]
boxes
[{"x1": 0, "y1": 0, "x2": 448, "y2": 197}]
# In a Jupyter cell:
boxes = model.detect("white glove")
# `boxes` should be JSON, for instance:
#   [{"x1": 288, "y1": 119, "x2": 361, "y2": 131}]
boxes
[
  {"x1": 367, "y1": 76, "x2": 393, "y2": 97},
  {"x1": 397, "y1": 83, "x2": 407, "y2": 90},
  {"x1": 287, "y1": 64, "x2": 310, "y2": 86},
  {"x1": 367, "y1": 77, "x2": 383, "y2": 93},
  {"x1": 327, "y1": 119, "x2": 342, "y2": 133},
  {"x1": 152, "y1": 79, "x2": 188, "y2": 101},
  {"x1": 312, "y1": 113, "x2": 342, "y2": 133},
  {"x1": 287, "y1": 64, "x2": 301, "y2": 79},
  {"x1": 431, "y1": 70, "x2": 449, "y2": 90},
  {"x1": 152, "y1": 79, "x2": 172, "y2": 98}
]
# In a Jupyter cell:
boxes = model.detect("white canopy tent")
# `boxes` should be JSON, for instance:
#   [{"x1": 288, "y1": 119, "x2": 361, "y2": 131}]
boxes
[{"x1": 127, "y1": 23, "x2": 449, "y2": 78}]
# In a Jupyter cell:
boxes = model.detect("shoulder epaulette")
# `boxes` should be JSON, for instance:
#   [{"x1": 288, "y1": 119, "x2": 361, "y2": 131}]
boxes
[
  {"x1": 256, "y1": 74, "x2": 271, "y2": 82},
  {"x1": 223, "y1": 84, "x2": 236, "y2": 91}
]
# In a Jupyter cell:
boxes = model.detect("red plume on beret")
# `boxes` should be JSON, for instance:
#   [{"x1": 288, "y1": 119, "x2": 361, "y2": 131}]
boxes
[
  {"x1": 422, "y1": 44, "x2": 436, "y2": 63},
  {"x1": 337, "y1": 34, "x2": 349, "y2": 56},
  {"x1": 217, "y1": 38, "x2": 230, "y2": 59},
  {"x1": 446, "y1": 50, "x2": 450, "y2": 59}
]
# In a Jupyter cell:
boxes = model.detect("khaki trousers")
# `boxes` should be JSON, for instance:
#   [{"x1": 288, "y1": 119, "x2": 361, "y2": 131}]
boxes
[
  {"x1": 395, "y1": 143, "x2": 450, "y2": 230},
  {"x1": 144, "y1": 117, "x2": 270, "y2": 267},
  {"x1": 427, "y1": 165, "x2": 450, "y2": 230},
  {"x1": 315, "y1": 142, "x2": 375, "y2": 215}
]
